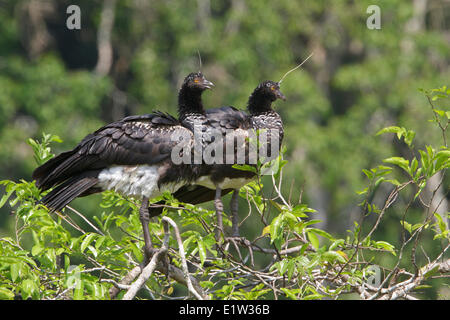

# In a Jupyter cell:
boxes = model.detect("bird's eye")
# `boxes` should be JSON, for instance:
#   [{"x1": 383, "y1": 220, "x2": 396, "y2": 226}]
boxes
[{"x1": 266, "y1": 83, "x2": 271, "y2": 87}]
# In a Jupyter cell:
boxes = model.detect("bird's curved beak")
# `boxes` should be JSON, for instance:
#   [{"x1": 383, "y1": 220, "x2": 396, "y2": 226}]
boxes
[
  {"x1": 276, "y1": 89, "x2": 286, "y2": 101},
  {"x1": 202, "y1": 79, "x2": 215, "y2": 89}
]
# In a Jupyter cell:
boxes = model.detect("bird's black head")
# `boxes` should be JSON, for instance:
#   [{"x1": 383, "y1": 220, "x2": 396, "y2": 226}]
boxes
[
  {"x1": 182, "y1": 72, "x2": 215, "y2": 91},
  {"x1": 178, "y1": 72, "x2": 214, "y2": 118},
  {"x1": 247, "y1": 80, "x2": 286, "y2": 114},
  {"x1": 256, "y1": 81, "x2": 286, "y2": 102}
]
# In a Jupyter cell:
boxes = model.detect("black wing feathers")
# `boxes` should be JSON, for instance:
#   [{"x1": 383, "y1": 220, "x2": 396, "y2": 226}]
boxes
[
  {"x1": 206, "y1": 106, "x2": 250, "y2": 132},
  {"x1": 32, "y1": 150, "x2": 76, "y2": 187},
  {"x1": 32, "y1": 112, "x2": 186, "y2": 190},
  {"x1": 39, "y1": 171, "x2": 100, "y2": 212}
]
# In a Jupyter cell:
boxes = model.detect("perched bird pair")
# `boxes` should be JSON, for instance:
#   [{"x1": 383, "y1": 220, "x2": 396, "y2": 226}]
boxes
[{"x1": 32, "y1": 71, "x2": 286, "y2": 259}]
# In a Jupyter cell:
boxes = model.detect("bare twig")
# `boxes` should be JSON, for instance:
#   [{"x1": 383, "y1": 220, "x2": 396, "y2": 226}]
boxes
[
  {"x1": 162, "y1": 216, "x2": 205, "y2": 300},
  {"x1": 122, "y1": 248, "x2": 168, "y2": 300},
  {"x1": 67, "y1": 205, "x2": 105, "y2": 235},
  {"x1": 109, "y1": 265, "x2": 141, "y2": 299}
]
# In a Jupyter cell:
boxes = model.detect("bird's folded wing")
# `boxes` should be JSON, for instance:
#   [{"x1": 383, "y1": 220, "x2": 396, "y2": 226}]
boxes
[{"x1": 33, "y1": 112, "x2": 192, "y2": 189}]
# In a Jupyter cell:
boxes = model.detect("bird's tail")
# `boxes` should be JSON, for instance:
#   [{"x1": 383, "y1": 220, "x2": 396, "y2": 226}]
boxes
[
  {"x1": 32, "y1": 133, "x2": 98, "y2": 190},
  {"x1": 39, "y1": 171, "x2": 99, "y2": 212},
  {"x1": 32, "y1": 150, "x2": 76, "y2": 190}
]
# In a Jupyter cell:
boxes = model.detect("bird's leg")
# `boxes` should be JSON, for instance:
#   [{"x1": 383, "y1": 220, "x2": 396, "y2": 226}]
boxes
[
  {"x1": 230, "y1": 189, "x2": 240, "y2": 237},
  {"x1": 139, "y1": 197, "x2": 154, "y2": 263},
  {"x1": 214, "y1": 187, "x2": 224, "y2": 244}
]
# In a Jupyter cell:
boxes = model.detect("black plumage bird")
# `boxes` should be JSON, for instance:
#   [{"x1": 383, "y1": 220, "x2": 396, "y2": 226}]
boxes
[
  {"x1": 32, "y1": 72, "x2": 214, "y2": 258},
  {"x1": 149, "y1": 80, "x2": 286, "y2": 239}
]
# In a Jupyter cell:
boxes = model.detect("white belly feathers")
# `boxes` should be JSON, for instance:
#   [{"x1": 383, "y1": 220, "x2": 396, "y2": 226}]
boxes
[{"x1": 97, "y1": 165, "x2": 185, "y2": 199}]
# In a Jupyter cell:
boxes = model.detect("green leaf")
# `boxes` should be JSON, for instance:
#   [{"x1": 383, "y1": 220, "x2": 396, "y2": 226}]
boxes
[
  {"x1": 385, "y1": 179, "x2": 401, "y2": 186},
  {"x1": 10, "y1": 263, "x2": 20, "y2": 282},
  {"x1": 414, "y1": 180, "x2": 427, "y2": 200},
  {"x1": 183, "y1": 234, "x2": 196, "y2": 255},
  {"x1": 383, "y1": 157, "x2": 409, "y2": 173},
  {"x1": 128, "y1": 242, "x2": 143, "y2": 261},
  {"x1": 269, "y1": 199, "x2": 283, "y2": 212},
  {"x1": 308, "y1": 228, "x2": 334, "y2": 241},
  {"x1": 261, "y1": 225, "x2": 270, "y2": 236},
  {"x1": 283, "y1": 212, "x2": 298, "y2": 228},
  {"x1": 307, "y1": 231, "x2": 320, "y2": 250},
  {"x1": 197, "y1": 240, "x2": 207, "y2": 266},
  {"x1": 295, "y1": 220, "x2": 322, "y2": 234},
  {"x1": 356, "y1": 187, "x2": 368, "y2": 195},
  {"x1": 412, "y1": 223, "x2": 426, "y2": 231},
  {"x1": 400, "y1": 221, "x2": 412, "y2": 234},
  {"x1": 87, "y1": 245, "x2": 98, "y2": 258},
  {"x1": 433, "y1": 109, "x2": 445, "y2": 117},
  {"x1": 269, "y1": 215, "x2": 283, "y2": 243},
  {"x1": 329, "y1": 239, "x2": 345, "y2": 251},
  {"x1": 291, "y1": 204, "x2": 314, "y2": 217},
  {"x1": 281, "y1": 288, "x2": 299, "y2": 300},
  {"x1": 20, "y1": 279, "x2": 38, "y2": 300},
  {"x1": 375, "y1": 241, "x2": 396, "y2": 256},
  {"x1": 362, "y1": 169, "x2": 373, "y2": 179},
  {"x1": 31, "y1": 244, "x2": 44, "y2": 256},
  {"x1": 321, "y1": 251, "x2": 346, "y2": 264},
  {"x1": 303, "y1": 293, "x2": 325, "y2": 300},
  {"x1": 376, "y1": 126, "x2": 415, "y2": 146},
  {"x1": 410, "y1": 158, "x2": 418, "y2": 175},
  {"x1": 231, "y1": 164, "x2": 257, "y2": 173},
  {"x1": 277, "y1": 259, "x2": 288, "y2": 276},
  {"x1": 0, "y1": 185, "x2": 17, "y2": 208},
  {"x1": 434, "y1": 213, "x2": 447, "y2": 233},
  {"x1": 287, "y1": 260, "x2": 296, "y2": 281},
  {"x1": 200, "y1": 281, "x2": 214, "y2": 289},
  {"x1": 374, "y1": 177, "x2": 385, "y2": 189},
  {"x1": 80, "y1": 233, "x2": 97, "y2": 253},
  {"x1": 0, "y1": 288, "x2": 15, "y2": 300},
  {"x1": 376, "y1": 126, "x2": 404, "y2": 137},
  {"x1": 73, "y1": 280, "x2": 84, "y2": 300},
  {"x1": 404, "y1": 130, "x2": 415, "y2": 147},
  {"x1": 64, "y1": 255, "x2": 70, "y2": 272},
  {"x1": 434, "y1": 150, "x2": 450, "y2": 172}
]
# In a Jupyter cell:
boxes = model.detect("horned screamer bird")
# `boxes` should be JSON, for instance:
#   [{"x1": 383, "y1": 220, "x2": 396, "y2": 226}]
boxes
[
  {"x1": 32, "y1": 72, "x2": 214, "y2": 259},
  {"x1": 164, "y1": 55, "x2": 314, "y2": 240},
  {"x1": 149, "y1": 80, "x2": 286, "y2": 240}
]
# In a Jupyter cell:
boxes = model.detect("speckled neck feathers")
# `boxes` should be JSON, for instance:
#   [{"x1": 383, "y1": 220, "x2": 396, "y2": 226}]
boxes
[{"x1": 178, "y1": 85, "x2": 206, "y2": 123}]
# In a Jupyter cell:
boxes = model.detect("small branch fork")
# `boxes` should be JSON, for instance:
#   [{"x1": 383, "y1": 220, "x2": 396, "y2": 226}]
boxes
[
  {"x1": 367, "y1": 255, "x2": 450, "y2": 300},
  {"x1": 120, "y1": 216, "x2": 206, "y2": 300}
]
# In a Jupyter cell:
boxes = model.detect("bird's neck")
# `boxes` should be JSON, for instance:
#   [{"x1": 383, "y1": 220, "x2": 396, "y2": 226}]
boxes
[
  {"x1": 247, "y1": 92, "x2": 283, "y2": 131},
  {"x1": 247, "y1": 92, "x2": 273, "y2": 115},
  {"x1": 178, "y1": 86, "x2": 205, "y2": 121}
]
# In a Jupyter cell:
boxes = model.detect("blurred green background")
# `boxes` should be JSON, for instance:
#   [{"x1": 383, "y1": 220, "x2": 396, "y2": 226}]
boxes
[{"x1": 0, "y1": 0, "x2": 448, "y2": 297}]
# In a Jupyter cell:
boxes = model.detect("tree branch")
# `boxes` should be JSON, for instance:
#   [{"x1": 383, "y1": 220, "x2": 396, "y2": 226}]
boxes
[{"x1": 95, "y1": 0, "x2": 117, "y2": 76}]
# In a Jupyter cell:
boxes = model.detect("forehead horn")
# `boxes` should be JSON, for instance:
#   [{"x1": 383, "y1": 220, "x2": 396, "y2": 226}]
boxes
[{"x1": 278, "y1": 52, "x2": 314, "y2": 84}]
